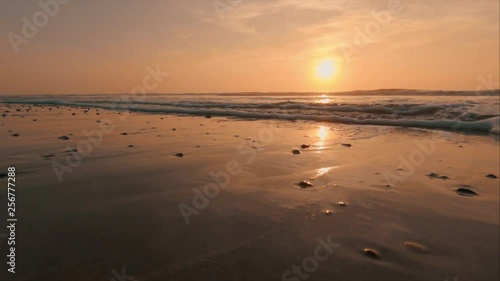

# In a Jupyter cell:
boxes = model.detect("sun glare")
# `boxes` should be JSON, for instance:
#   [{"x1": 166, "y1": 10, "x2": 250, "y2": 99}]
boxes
[{"x1": 315, "y1": 59, "x2": 336, "y2": 80}]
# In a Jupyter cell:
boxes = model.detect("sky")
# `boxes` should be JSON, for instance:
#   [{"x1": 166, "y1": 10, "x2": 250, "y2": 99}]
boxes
[{"x1": 0, "y1": 0, "x2": 498, "y2": 95}]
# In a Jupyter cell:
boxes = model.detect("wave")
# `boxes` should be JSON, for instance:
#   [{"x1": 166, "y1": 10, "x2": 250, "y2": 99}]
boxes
[{"x1": 1, "y1": 95, "x2": 499, "y2": 134}]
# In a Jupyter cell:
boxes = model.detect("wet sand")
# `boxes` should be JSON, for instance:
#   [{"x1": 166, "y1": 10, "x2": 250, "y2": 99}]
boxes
[{"x1": 0, "y1": 103, "x2": 498, "y2": 281}]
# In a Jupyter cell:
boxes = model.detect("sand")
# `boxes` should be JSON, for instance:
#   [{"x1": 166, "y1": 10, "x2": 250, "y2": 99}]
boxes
[{"x1": 0, "y1": 103, "x2": 498, "y2": 281}]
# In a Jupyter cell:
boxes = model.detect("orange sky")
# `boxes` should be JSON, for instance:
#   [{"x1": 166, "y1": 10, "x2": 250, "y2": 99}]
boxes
[{"x1": 0, "y1": 0, "x2": 498, "y2": 94}]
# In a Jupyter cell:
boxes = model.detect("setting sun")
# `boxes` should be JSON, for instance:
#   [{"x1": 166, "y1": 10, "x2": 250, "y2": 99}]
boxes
[{"x1": 315, "y1": 59, "x2": 336, "y2": 80}]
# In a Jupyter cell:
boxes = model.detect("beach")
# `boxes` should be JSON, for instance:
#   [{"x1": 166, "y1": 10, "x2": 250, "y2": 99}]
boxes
[{"x1": 0, "y1": 101, "x2": 498, "y2": 281}]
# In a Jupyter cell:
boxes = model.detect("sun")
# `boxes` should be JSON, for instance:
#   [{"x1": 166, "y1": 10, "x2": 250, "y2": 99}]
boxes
[{"x1": 315, "y1": 58, "x2": 336, "y2": 80}]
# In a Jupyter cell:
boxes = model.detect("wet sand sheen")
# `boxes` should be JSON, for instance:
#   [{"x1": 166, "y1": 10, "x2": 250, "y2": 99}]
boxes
[{"x1": 0, "y1": 103, "x2": 498, "y2": 281}]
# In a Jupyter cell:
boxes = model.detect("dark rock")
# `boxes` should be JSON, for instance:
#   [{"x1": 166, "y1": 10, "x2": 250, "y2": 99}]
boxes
[
  {"x1": 486, "y1": 174, "x2": 498, "y2": 179},
  {"x1": 298, "y1": 181, "x2": 313, "y2": 188},
  {"x1": 58, "y1": 136, "x2": 70, "y2": 140},
  {"x1": 456, "y1": 188, "x2": 478, "y2": 197},
  {"x1": 301, "y1": 144, "x2": 310, "y2": 149},
  {"x1": 121, "y1": 132, "x2": 128, "y2": 135},
  {"x1": 341, "y1": 143, "x2": 352, "y2": 147},
  {"x1": 12, "y1": 133, "x2": 19, "y2": 137},
  {"x1": 174, "y1": 153, "x2": 184, "y2": 157},
  {"x1": 427, "y1": 172, "x2": 449, "y2": 179},
  {"x1": 128, "y1": 145, "x2": 134, "y2": 148},
  {"x1": 292, "y1": 150, "x2": 301, "y2": 155},
  {"x1": 338, "y1": 201, "x2": 348, "y2": 207}
]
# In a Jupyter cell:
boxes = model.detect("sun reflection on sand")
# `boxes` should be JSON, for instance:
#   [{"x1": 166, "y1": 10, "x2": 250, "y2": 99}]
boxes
[{"x1": 315, "y1": 125, "x2": 328, "y2": 149}]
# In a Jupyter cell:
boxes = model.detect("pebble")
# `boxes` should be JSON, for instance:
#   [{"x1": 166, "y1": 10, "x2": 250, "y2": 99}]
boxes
[
  {"x1": 128, "y1": 145, "x2": 134, "y2": 148},
  {"x1": 338, "y1": 201, "x2": 348, "y2": 207},
  {"x1": 205, "y1": 116, "x2": 212, "y2": 118},
  {"x1": 58, "y1": 136, "x2": 70, "y2": 140},
  {"x1": 456, "y1": 188, "x2": 478, "y2": 197},
  {"x1": 298, "y1": 181, "x2": 313, "y2": 188},
  {"x1": 174, "y1": 153, "x2": 184, "y2": 157},
  {"x1": 363, "y1": 248, "x2": 380, "y2": 258},
  {"x1": 12, "y1": 133, "x2": 19, "y2": 137},
  {"x1": 121, "y1": 132, "x2": 128, "y2": 135},
  {"x1": 427, "y1": 172, "x2": 449, "y2": 179},
  {"x1": 292, "y1": 150, "x2": 301, "y2": 155},
  {"x1": 324, "y1": 210, "x2": 332, "y2": 215},
  {"x1": 486, "y1": 174, "x2": 497, "y2": 179},
  {"x1": 301, "y1": 144, "x2": 310, "y2": 149},
  {"x1": 341, "y1": 143, "x2": 352, "y2": 147},
  {"x1": 403, "y1": 242, "x2": 427, "y2": 254}
]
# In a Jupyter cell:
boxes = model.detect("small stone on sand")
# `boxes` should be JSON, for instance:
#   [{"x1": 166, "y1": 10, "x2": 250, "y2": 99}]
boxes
[
  {"x1": 456, "y1": 188, "x2": 478, "y2": 197},
  {"x1": 205, "y1": 116, "x2": 211, "y2": 118},
  {"x1": 58, "y1": 135, "x2": 70, "y2": 140},
  {"x1": 486, "y1": 174, "x2": 497, "y2": 179},
  {"x1": 301, "y1": 144, "x2": 310, "y2": 149},
  {"x1": 338, "y1": 201, "x2": 348, "y2": 207},
  {"x1": 292, "y1": 150, "x2": 301, "y2": 155},
  {"x1": 341, "y1": 143, "x2": 352, "y2": 147},
  {"x1": 363, "y1": 248, "x2": 380, "y2": 258},
  {"x1": 174, "y1": 153, "x2": 184, "y2": 157},
  {"x1": 128, "y1": 145, "x2": 134, "y2": 148},
  {"x1": 427, "y1": 172, "x2": 449, "y2": 179},
  {"x1": 121, "y1": 132, "x2": 128, "y2": 135},
  {"x1": 298, "y1": 181, "x2": 313, "y2": 188},
  {"x1": 324, "y1": 210, "x2": 332, "y2": 215},
  {"x1": 12, "y1": 133, "x2": 19, "y2": 137}
]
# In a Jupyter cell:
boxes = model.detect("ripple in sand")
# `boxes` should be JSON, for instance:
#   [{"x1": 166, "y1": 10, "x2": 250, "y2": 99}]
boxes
[
  {"x1": 486, "y1": 174, "x2": 498, "y2": 179},
  {"x1": 455, "y1": 187, "x2": 478, "y2": 197},
  {"x1": 292, "y1": 150, "x2": 301, "y2": 155},
  {"x1": 298, "y1": 181, "x2": 313, "y2": 188},
  {"x1": 403, "y1": 241, "x2": 427, "y2": 254},
  {"x1": 363, "y1": 248, "x2": 380, "y2": 258}
]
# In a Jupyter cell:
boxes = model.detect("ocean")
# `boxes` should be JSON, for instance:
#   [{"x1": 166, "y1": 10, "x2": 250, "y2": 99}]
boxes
[{"x1": 1, "y1": 89, "x2": 499, "y2": 134}]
